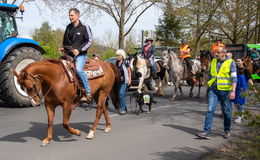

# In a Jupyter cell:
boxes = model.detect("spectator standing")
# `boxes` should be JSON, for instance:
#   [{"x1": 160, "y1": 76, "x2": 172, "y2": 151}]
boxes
[{"x1": 116, "y1": 49, "x2": 131, "y2": 115}]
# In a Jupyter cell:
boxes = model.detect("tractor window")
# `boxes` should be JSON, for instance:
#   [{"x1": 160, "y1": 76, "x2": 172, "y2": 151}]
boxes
[{"x1": 0, "y1": 11, "x2": 17, "y2": 42}]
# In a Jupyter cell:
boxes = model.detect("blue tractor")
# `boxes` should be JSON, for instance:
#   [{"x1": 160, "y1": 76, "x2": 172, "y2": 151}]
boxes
[{"x1": 0, "y1": 3, "x2": 45, "y2": 107}]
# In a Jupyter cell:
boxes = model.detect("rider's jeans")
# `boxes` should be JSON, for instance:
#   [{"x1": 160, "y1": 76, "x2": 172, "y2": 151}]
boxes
[
  {"x1": 204, "y1": 87, "x2": 233, "y2": 134},
  {"x1": 75, "y1": 54, "x2": 91, "y2": 95},
  {"x1": 120, "y1": 83, "x2": 127, "y2": 111},
  {"x1": 150, "y1": 58, "x2": 156, "y2": 73}
]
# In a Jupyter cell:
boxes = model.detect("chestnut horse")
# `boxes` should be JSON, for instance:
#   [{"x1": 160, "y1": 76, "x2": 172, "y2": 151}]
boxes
[
  {"x1": 14, "y1": 59, "x2": 121, "y2": 147},
  {"x1": 242, "y1": 56, "x2": 254, "y2": 74}
]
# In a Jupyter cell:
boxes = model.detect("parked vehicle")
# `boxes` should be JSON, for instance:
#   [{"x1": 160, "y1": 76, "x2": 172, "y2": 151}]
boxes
[{"x1": 0, "y1": 3, "x2": 45, "y2": 107}]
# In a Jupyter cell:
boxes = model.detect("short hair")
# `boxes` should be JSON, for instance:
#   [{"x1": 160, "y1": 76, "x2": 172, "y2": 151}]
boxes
[{"x1": 69, "y1": 8, "x2": 80, "y2": 15}]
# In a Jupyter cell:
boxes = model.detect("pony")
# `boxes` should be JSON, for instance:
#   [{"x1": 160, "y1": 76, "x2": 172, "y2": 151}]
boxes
[
  {"x1": 128, "y1": 53, "x2": 167, "y2": 95},
  {"x1": 200, "y1": 50, "x2": 213, "y2": 95},
  {"x1": 162, "y1": 50, "x2": 202, "y2": 101},
  {"x1": 128, "y1": 53, "x2": 151, "y2": 93},
  {"x1": 14, "y1": 59, "x2": 121, "y2": 147},
  {"x1": 242, "y1": 56, "x2": 255, "y2": 74}
]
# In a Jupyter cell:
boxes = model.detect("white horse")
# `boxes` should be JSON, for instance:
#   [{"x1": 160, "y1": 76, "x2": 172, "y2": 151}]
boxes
[
  {"x1": 162, "y1": 50, "x2": 202, "y2": 101},
  {"x1": 129, "y1": 54, "x2": 150, "y2": 93}
]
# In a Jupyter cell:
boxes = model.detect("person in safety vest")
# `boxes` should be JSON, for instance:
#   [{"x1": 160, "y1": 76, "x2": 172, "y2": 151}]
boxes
[
  {"x1": 211, "y1": 38, "x2": 225, "y2": 57},
  {"x1": 197, "y1": 46, "x2": 237, "y2": 140},
  {"x1": 179, "y1": 40, "x2": 197, "y2": 83}
]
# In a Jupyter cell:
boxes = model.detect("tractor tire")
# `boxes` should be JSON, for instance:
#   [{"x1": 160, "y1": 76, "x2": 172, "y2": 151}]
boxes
[{"x1": 0, "y1": 47, "x2": 43, "y2": 107}]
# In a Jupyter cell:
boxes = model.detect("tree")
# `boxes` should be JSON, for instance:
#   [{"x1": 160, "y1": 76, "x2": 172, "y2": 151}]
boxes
[
  {"x1": 212, "y1": 0, "x2": 259, "y2": 44},
  {"x1": 32, "y1": 22, "x2": 64, "y2": 58},
  {"x1": 42, "y1": 0, "x2": 162, "y2": 49},
  {"x1": 155, "y1": 0, "x2": 183, "y2": 46}
]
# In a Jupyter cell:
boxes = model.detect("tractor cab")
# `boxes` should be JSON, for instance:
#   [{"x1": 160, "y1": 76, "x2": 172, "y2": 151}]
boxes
[{"x1": 0, "y1": 3, "x2": 20, "y2": 42}]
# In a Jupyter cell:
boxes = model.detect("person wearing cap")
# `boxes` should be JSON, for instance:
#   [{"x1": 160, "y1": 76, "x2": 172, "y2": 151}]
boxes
[
  {"x1": 116, "y1": 49, "x2": 131, "y2": 115},
  {"x1": 197, "y1": 46, "x2": 237, "y2": 140},
  {"x1": 211, "y1": 38, "x2": 225, "y2": 57},
  {"x1": 92, "y1": 53, "x2": 100, "y2": 60},
  {"x1": 141, "y1": 38, "x2": 157, "y2": 77}
]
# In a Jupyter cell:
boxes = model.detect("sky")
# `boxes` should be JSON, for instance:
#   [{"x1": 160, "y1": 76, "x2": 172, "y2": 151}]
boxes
[{"x1": 16, "y1": 2, "x2": 163, "y2": 45}]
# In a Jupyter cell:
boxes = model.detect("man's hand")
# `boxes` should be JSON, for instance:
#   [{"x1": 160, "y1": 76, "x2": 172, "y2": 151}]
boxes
[
  {"x1": 229, "y1": 91, "x2": 235, "y2": 100},
  {"x1": 72, "y1": 49, "x2": 80, "y2": 56}
]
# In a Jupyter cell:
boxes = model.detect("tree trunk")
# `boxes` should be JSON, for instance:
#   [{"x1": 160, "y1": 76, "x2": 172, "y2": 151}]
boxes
[{"x1": 118, "y1": 0, "x2": 126, "y2": 49}]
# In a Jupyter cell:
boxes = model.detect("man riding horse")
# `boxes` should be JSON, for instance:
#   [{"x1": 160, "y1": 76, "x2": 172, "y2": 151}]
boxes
[{"x1": 179, "y1": 40, "x2": 197, "y2": 83}]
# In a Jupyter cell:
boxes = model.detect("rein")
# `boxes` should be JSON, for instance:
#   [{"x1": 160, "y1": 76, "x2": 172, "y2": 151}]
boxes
[{"x1": 25, "y1": 62, "x2": 67, "y2": 105}]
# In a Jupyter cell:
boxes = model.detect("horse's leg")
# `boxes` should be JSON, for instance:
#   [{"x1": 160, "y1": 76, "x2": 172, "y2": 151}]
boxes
[
  {"x1": 103, "y1": 103, "x2": 112, "y2": 133},
  {"x1": 86, "y1": 92, "x2": 107, "y2": 139},
  {"x1": 62, "y1": 102, "x2": 81, "y2": 136},
  {"x1": 170, "y1": 80, "x2": 177, "y2": 101},
  {"x1": 189, "y1": 83, "x2": 194, "y2": 98},
  {"x1": 138, "y1": 77, "x2": 145, "y2": 93},
  {"x1": 41, "y1": 102, "x2": 56, "y2": 147},
  {"x1": 195, "y1": 78, "x2": 201, "y2": 98}
]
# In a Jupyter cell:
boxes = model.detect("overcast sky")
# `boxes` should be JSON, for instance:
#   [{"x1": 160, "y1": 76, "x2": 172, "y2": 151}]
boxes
[{"x1": 16, "y1": 2, "x2": 163, "y2": 43}]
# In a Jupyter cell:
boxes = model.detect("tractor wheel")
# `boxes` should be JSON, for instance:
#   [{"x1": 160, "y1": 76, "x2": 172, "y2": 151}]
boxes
[{"x1": 0, "y1": 47, "x2": 43, "y2": 107}]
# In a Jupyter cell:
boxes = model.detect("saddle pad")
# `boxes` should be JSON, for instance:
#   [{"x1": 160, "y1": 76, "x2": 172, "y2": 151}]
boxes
[
  {"x1": 84, "y1": 59, "x2": 104, "y2": 80},
  {"x1": 61, "y1": 60, "x2": 74, "y2": 83}
]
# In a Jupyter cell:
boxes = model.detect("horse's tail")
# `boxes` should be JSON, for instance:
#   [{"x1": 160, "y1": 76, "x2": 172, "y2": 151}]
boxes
[{"x1": 108, "y1": 63, "x2": 121, "y2": 110}]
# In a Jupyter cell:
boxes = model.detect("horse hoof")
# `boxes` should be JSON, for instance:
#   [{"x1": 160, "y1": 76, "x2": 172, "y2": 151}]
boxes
[
  {"x1": 147, "y1": 111, "x2": 151, "y2": 114},
  {"x1": 195, "y1": 95, "x2": 200, "y2": 98},
  {"x1": 86, "y1": 130, "x2": 95, "y2": 139},
  {"x1": 40, "y1": 141, "x2": 49, "y2": 147},
  {"x1": 75, "y1": 129, "x2": 81, "y2": 136},
  {"x1": 104, "y1": 127, "x2": 112, "y2": 133},
  {"x1": 170, "y1": 98, "x2": 175, "y2": 101}
]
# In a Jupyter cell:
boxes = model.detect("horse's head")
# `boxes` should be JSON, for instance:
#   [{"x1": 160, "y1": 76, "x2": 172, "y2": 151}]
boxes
[
  {"x1": 162, "y1": 50, "x2": 171, "y2": 69},
  {"x1": 200, "y1": 50, "x2": 212, "y2": 72},
  {"x1": 13, "y1": 70, "x2": 42, "y2": 106}
]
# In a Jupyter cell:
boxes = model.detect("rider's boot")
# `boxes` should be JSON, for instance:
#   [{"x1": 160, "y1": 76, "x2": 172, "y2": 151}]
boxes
[{"x1": 80, "y1": 93, "x2": 91, "y2": 103}]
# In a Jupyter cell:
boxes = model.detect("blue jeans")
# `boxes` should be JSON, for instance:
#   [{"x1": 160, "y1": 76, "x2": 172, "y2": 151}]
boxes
[
  {"x1": 120, "y1": 83, "x2": 127, "y2": 111},
  {"x1": 75, "y1": 54, "x2": 91, "y2": 95},
  {"x1": 150, "y1": 58, "x2": 156, "y2": 73},
  {"x1": 204, "y1": 87, "x2": 233, "y2": 133},
  {"x1": 231, "y1": 102, "x2": 244, "y2": 113}
]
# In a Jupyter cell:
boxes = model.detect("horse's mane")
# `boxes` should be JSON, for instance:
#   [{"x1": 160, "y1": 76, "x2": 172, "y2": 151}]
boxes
[
  {"x1": 21, "y1": 59, "x2": 61, "y2": 73},
  {"x1": 200, "y1": 50, "x2": 213, "y2": 60}
]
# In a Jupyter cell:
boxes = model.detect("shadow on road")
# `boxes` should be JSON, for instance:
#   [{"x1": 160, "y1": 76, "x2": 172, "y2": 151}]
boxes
[
  {"x1": 163, "y1": 124, "x2": 200, "y2": 136},
  {"x1": 0, "y1": 121, "x2": 104, "y2": 143},
  {"x1": 152, "y1": 146, "x2": 214, "y2": 160}
]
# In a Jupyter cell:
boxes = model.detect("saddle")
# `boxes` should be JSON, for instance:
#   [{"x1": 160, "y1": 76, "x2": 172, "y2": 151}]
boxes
[{"x1": 60, "y1": 56, "x2": 104, "y2": 83}]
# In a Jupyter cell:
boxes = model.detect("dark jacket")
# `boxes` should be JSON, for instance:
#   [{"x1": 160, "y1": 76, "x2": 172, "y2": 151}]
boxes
[
  {"x1": 63, "y1": 21, "x2": 93, "y2": 56},
  {"x1": 141, "y1": 44, "x2": 155, "y2": 59}
]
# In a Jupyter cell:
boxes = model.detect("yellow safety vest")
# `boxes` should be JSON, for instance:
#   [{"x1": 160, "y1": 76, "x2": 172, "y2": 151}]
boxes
[
  {"x1": 179, "y1": 44, "x2": 191, "y2": 59},
  {"x1": 208, "y1": 58, "x2": 233, "y2": 90}
]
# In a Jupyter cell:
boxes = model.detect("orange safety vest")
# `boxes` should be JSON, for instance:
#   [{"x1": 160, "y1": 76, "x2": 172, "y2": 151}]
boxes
[
  {"x1": 179, "y1": 44, "x2": 191, "y2": 59},
  {"x1": 211, "y1": 43, "x2": 225, "y2": 55}
]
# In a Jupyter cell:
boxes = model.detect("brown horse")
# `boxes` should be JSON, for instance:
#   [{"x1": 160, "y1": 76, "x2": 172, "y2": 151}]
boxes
[
  {"x1": 14, "y1": 59, "x2": 121, "y2": 147},
  {"x1": 200, "y1": 50, "x2": 214, "y2": 97},
  {"x1": 242, "y1": 56, "x2": 254, "y2": 74}
]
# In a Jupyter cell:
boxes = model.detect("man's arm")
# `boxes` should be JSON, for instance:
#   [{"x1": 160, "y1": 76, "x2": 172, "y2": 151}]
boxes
[{"x1": 79, "y1": 25, "x2": 93, "y2": 52}]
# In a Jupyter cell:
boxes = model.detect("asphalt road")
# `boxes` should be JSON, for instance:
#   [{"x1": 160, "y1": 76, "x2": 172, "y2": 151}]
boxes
[{"x1": 0, "y1": 86, "x2": 257, "y2": 160}]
